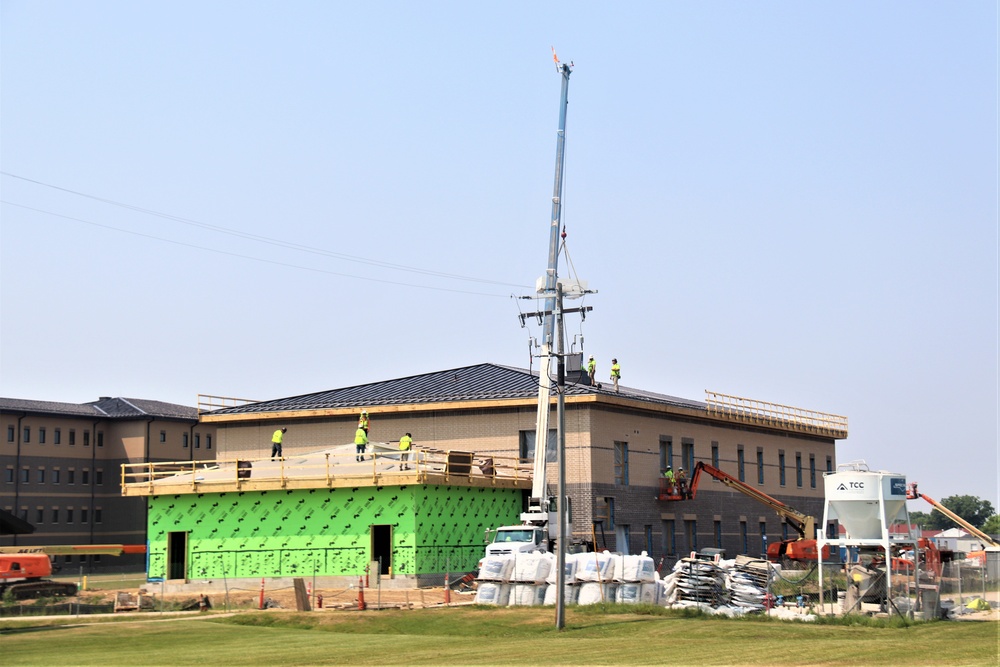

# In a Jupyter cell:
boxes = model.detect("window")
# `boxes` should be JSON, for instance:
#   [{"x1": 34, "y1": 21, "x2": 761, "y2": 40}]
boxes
[
  {"x1": 23, "y1": 427, "x2": 30, "y2": 443},
  {"x1": 714, "y1": 520, "x2": 723, "y2": 548},
  {"x1": 782, "y1": 523, "x2": 789, "y2": 541},
  {"x1": 4, "y1": 468, "x2": 12, "y2": 483},
  {"x1": 82, "y1": 469, "x2": 90, "y2": 485},
  {"x1": 69, "y1": 429, "x2": 76, "y2": 446},
  {"x1": 760, "y1": 522, "x2": 767, "y2": 556},
  {"x1": 97, "y1": 431, "x2": 104, "y2": 447},
  {"x1": 795, "y1": 453, "x2": 803, "y2": 487},
  {"x1": 779, "y1": 451, "x2": 786, "y2": 486},
  {"x1": 519, "y1": 430, "x2": 556, "y2": 462},
  {"x1": 38, "y1": 427, "x2": 46, "y2": 444},
  {"x1": 826, "y1": 455, "x2": 833, "y2": 472},
  {"x1": 741, "y1": 521, "x2": 748, "y2": 554},
  {"x1": 6, "y1": 426, "x2": 13, "y2": 442},
  {"x1": 67, "y1": 469, "x2": 75, "y2": 485},
  {"x1": 756, "y1": 448, "x2": 764, "y2": 484},
  {"x1": 809, "y1": 454, "x2": 816, "y2": 488},
  {"x1": 52, "y1": 469, "x2": 60, "y2": 484},
  {"x1": 194, "y1": 434, "x2": 201, "y2": 449},
  {"x1": 681, "y1": 438, "x2": 695, "y2": 472},
  {"x1": 711, "y1": 442, "x2": 719, "y2": 469},
  {"x1": 37, "y1": 468, "x2": 45, "y2": 484},
  {"x1": 159, "y1": 430, "x2": 166, "y2": 443},
  {"x1": 20, "y1": 468, "x2": 29, "y2": 483},
  {"x1": 659, "y1": 437, "x2": 671, "y2": 472},
  {"x1": 685, "y1": 519, "x2": 698, "y2": 553},
  {"x1": 206, "y1": 435, "x2": 212, "y2": 450},
  {"x1": 604, "y1": 497, "x2": 615, "y2": 529},
  {"x1": 83, "y1": 430, "x2": 90, "y2": 447},
  {"x1": 737, "y1": 446, "x2": 745, "y2": 482},
  {"x1": 182, "y1": 433, "x2": 189, "y2": 448},
  {"x1": 95, "y1": 469, "x2": 103, "y2": 486},
  {"x1": 95, "y1": 508, "x2": 103, "y2": 524},
  {"x1": 54, "y1": 428, "x2": 61, "y2": 445},
  {"x1": 36, "y1": 508, "x2": 45, "y2": 523},
  {"x1": 663, "y1": 519, "x2": 676, "y2": 556},
  {"x1": 81, "y1": 508, "x2": 88, "y2": 524},
  {"x1": 614, "y1": 441, "x2": 629, "y2": 486},
  {"x1": 66, "y1": 508, "x2": 74, "y2": 524},
  {"x1": 645, "y1": 525, "x2": 653, "y2": 555},
  {"x1": 51, "y1": 507, "x2": 59, "y2": 523}
]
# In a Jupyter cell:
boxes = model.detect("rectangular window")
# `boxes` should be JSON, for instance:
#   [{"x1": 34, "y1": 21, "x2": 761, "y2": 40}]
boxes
[
  {"x1": 519, "y1": 430, "x2": 556, "y2": 462},
  {"x1": 36, "y1": 507, "x2": 45, "y2": 523},
  {"x1": 206, "y1": 435, "x2": 212, "y2": 450},
  {"x1": 83, "y1": 430, "x2": 90, "y2": 447},
  {"x1": 94, "y1": 508, "x2": 103, "y2": 524},
  {"x1": 95, "y1": 469, "x2": 103, "y2": 486},
  {"x1": 606, "y1": 497, "x2": 615, "y2": 530},
  {"x1": 66, "y1": 508, "x2": 74, "y2": 524},
  {"x1": 4, "y1": 468, "x2": 13, "y2": 483},
  {"x1": 826, "y1": 455, "x2": 833, "y2": 472},
  {"x1": 182, "y1": 433, "x2": 189, "y2": 448},
  {"x1": 760, "y1": 522, "x2": 767, "y2": 556},
  {"x1": 81, "y1": 508, "x2": 88, "y2": 524},
  {"x1": 796, "y1": 453, "x2": 803, "y2": 487},
  {"x1": 779, "y1": 451, "x2": 786, "y2": 486},
  {"x1": 52, "y1": 469, "x2": 60, "y2": 484},
  {"x1": 737, "y1": 446, "x2": 745, "y2": 482},
  {"x1": 54, "y1": 428, "x2": 61, "y2": 445},
  {"x1": 51, "y1": 507, "x2": 59, "y2": 524},
  {"x1": 645, "y1": 525, "x2": 653, "y2": 555},
  {"x1": 614, "y1": 441, "x2": 629, "y2": 486},
  {"x1": 194, "y1": 434, "x2": 201, "y2": 449},
  {"x1": 97, "y1": 431, "x2": 104, "y2": 447},
  {"x1": 756, "y1": 448, "x2": 764, "y2": 485},
  {"x1": 6, "y1": 426, "x2": 13, "y2": 442},
  {"x1": 23, "y1": 427, "x2": 30, "y2": 443},
  {"x1": 809, "y1": 454, "x2": 816, "y2": 488},
  {"x1": 659, "y1": 437, "x2": 670, "y2": 472},
  {"x1": 82, "y1": 469, "x2": 90, "y2": 485},
  {"x1": 741, "y1": 521, "x2": 748, "y2": 554},
  {"x1": 685, "y1": 519, "x2": 698, "y2": 553},
  {"x1": 20, "y1": 468, "x2": 29, "y2": 483},
  {"x1": 714, "y1": 520, "x2": 723, "y2": 548},
  {"x1": 663, "y1": 519, "x2": 676, "y2": 556},
  {"x1": 782, "y1": 523, "x2": 789, "y2": 541},
  {"x1": 67, "y1": 469, "x2": 75, "y2": 485},
  {"x1": 711, "y1": 442, "x2": 719, "y2": 469},
  {"x1": 37, "y1": 468, "x2": 45, "y2": 484},
  {"x1": 159, "y1": 430, "x2": 166, "y2": 443},
  {"x1": 681, "y1": 438, "x2": 695, "y2": 472},
  {"x1": 69, "y1": 429, "x2": 76, "y2": 446},
  {"x1": 38, "y1": 427, "x2": 46, "y2": 444}
]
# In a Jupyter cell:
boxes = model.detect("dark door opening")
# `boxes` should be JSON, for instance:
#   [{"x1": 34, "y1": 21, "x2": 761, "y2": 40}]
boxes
[
  {"x1": 167, "y1": 531, "x2": 187, "y2": 580},
  {"x1": 371, "y1": 525, "x2": 392, "y2": 576}
]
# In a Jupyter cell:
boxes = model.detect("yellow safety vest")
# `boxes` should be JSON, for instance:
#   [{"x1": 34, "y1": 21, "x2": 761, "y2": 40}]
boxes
[
  {"x1": 272, "y1": 429, "x2": 283, "y2": 444},
  {"x1": 354, "y1": 428, "x2": 368, "y2": 445},
  {"x1": 611, "y1": 363, "x2": 621, "y2": 379},
  {"x1": 399, "y1": 435, "x2": 412, "y2": 451}
]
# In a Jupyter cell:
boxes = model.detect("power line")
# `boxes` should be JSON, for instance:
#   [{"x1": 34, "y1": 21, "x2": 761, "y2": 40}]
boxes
[
  {"x1": 0, "y1": 171, "x2": 528, "y2": 289},
  {"x1": 1, "y1": 200, "x2": 513, "y2": 298}
]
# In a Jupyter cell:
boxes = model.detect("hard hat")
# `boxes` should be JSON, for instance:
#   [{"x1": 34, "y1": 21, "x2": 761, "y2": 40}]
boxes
[
  {"x1": 361, "y1": 410, "x2": 368, "y2": 414},
  {"x1": 666, "y1": 466, "x2": 672, "y2": 469},
  {"x1": 281, "y1": 427, "x2": 287, "y2": 432},
  {"x1": 589, "y1": 355, "x2": 594, "y2": 359},
  {"x1": 678, "y1": 467, "x2": 683, "y2": 471}
]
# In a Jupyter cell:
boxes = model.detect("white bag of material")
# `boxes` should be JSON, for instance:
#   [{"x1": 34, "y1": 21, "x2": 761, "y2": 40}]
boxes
[
  {"x1": 512, "y1": 552, "x2": 553, "y2": 583},
  {"x1": 577, "y1": 551, "x2": 617, "y2": 582},
  {"x1": 615, "y1": 582, "x2": 659, "y2": 605},
  {"x1": 477, "y1": 555, "x2": 514, "y2": 581},
  {"x1": 543, "y1": 583, "x2": 580, "y2": 605},
  {"x1": 618, "y1": 554, "x2": 657, "y2": 582},
  {"x1": 545, "y1": 554, "x2": 580, "y2": 585},
  {"x1": 475, "y1": 582, "x2": 510, "y2": 606},
  {"x1": 508, "y1": 583, "x2": 547, "y2": 606},
  {"x1": 577, "y1": 582, "x2": 617, "y2": 606}
]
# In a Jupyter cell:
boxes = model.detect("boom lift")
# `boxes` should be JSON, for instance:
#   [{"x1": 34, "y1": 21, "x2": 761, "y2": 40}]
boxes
[
  {"x1": 659, "y1": 461, "x2": 827, "y2": 563},
  {"x1": 906, "y1": 482, "x2": 999, "y2": 568},
  {"x1": 0, "y1": 544, "x2": 147, "y2": 599}
]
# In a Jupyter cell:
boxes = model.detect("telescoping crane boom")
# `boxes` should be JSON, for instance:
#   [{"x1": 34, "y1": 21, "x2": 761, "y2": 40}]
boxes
[
  {"x1": 660, "y1": 461, "x2": 828, "y2": 562},
  {"x1": 906, "y1": 483, "x2": 999, "y2": 549}
]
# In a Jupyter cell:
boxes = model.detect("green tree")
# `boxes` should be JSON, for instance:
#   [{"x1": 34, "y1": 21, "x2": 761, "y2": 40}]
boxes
[
  {"x1": 927, "y1": 495, "x2": 995, "y2": 531},
  {"x1": 981, "y1": 514, "x2": 1000, "y2": 537},
  {"x1": 908, "y1": 510, "x2": 932, "y2": 529}
]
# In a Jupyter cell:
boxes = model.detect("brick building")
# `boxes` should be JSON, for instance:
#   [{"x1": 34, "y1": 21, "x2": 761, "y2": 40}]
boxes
[
  {"x1": 202, "y1": 363, "x2": 845, "y2": 565},
  {"x1": 1, "y1": 396, "x2": 215, "y2": 572}
]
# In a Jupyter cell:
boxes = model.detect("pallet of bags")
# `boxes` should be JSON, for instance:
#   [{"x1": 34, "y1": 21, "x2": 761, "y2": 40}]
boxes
[
  {"x1": 474, "y1": 582, "x2": 511, "y2": 606},
  {"x1": 543, "y1": 581, "x2": 580, "y2": 605},
  {"x1": 617, "y1": 551, "x2": 657, "y2": 583},
  {"x1": 577, "y1": 581, "x2": 618, "y2": 605},
  {"x1": 477, "y1": 554, "x2": 514, "y2": 582},
  {"x1": 511, "y1": 551, "x2": 553, "y2": 584},
  {"x1": 577, "y1": 550, "x2": 617, "y2": 583},
  {"x1": 508, "y1": 583, "x2": 548, "y2": 606}
]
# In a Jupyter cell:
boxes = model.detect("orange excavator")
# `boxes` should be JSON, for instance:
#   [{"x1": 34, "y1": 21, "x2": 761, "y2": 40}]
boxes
[
  {"x1": 0, "y1": 544, "x2": 146, "y2": 599},
  {"x1": 658, "y1": 461, "x2": 830, "y2": 563}
]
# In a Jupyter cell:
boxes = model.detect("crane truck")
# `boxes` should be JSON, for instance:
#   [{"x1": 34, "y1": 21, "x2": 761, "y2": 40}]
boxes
[
  {"x1": 0, "y1": 544, "x2": 146, "y2": 599},
  {"x1": 658, "y1": 460, "x2": 830, "y2": 563},
  {"x1": 483, "y1": 55, "x2": 578, "y2": 562}
]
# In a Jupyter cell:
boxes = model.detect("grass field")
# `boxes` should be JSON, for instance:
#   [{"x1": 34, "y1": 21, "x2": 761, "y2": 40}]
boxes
[{"x1": 2, "y1": 605, "x2": 997, "y2": 667}]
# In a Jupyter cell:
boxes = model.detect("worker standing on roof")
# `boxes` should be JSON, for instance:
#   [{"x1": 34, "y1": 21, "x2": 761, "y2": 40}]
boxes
[
  {"x1": 271, "y1": 428, "x2": 287, "y2": 459},
  {"x1": 610, "y1": 358, "x2": 621, "y2": 393},
  {"x1": 399, "y1": 432, "x2": 413, "y2": 470},
  {"x1": 587, "y1": 355, "x2": 597, "y2": 385},
  {"x1": 355, "y1": 426, "x2": 368, "y2": 462},
  {"x1": 358, "y1": 409, "x2": 370, "y2": 434}
]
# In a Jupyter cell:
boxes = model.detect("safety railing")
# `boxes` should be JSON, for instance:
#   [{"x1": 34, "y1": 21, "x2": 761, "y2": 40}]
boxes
[
  {"x1": 705, "y1": 390, "x2": 848, "y2": 438},
  {"x1": 196, "y1": 394, "x2": 260, "y2": 414},
  {"x1": 120, "y1": 447, "x2": 532, "y2": 495}
]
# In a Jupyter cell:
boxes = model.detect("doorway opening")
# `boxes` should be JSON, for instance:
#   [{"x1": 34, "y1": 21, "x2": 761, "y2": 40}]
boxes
[
  {"x1": 167, "y1": 531, "x2": 187, "y2": 580},
  {"x1": 371, "y1": 525, "x2": 392, "y2": 576}
]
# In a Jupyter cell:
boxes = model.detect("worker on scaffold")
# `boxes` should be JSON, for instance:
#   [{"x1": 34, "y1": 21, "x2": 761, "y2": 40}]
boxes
[{"x1": 663, "y1": 465, "x2": 676, "y2": 496}]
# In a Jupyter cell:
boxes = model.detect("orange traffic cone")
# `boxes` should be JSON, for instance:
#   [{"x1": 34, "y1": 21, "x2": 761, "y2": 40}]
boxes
[{"x1": 357, "y1": 576, "x2": 366, "y2": 611}]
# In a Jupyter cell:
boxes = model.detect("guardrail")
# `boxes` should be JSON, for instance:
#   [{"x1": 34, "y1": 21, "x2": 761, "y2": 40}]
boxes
[
  {"x1": 120, "y1": 447, "x2": 532, "y2": 495},
  {"x1": 705, "y1": 390, "x2": 848, "y2": 438},
  {"x1": 196, "y1": 394, "x2": 260, "y2": 414}
]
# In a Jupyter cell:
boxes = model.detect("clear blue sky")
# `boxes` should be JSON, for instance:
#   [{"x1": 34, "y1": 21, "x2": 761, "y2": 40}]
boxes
[{"x1": 2, "y1": 2, "x2": 996, "y2": 504}]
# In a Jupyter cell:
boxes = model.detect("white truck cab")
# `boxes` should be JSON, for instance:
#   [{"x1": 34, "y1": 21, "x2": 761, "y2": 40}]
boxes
[{"x1": 483, "y1": 525, "x2": 549, "y2": 558}]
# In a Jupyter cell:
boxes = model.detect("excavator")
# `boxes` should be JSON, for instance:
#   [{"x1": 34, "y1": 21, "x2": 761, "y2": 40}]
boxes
[
  {"x1": 906, "y1": 482, "x2": 999, "y2": 568},
  {"x1": 0, "y1": 544, "x2": 146, "y2": 599},
  {"x1": 658, "y1": 461, "x2": 830, "y2": 563}
]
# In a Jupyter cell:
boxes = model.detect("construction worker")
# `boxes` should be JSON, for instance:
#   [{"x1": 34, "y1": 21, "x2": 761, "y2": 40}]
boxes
[
  {"x1": 676, "y1": 467, "x2": 689, "y2": 499},
  {"x1": 663, "y1": 465, "x2": 676, "y2": 494},
  {"x1": 354, "y1": 426, "x2": 368, "y2": 462},
  {"x1": 271, "y1": 427, "x2": 287, "y2": 459},
  {"x1": 587, "y1": 355, "x2": 597, "y2": 385},
  {"x1": 610, "y1": 358, "x2": 621, "y2": 393},
  {"x1": 399, "y1": 432, "x2": 413, "y2": 470},
  {"x1": 358, "y1": 409, "x2": 370, "y2": 434}
]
